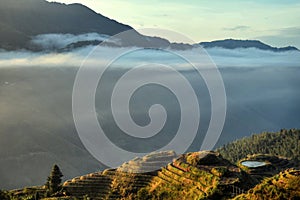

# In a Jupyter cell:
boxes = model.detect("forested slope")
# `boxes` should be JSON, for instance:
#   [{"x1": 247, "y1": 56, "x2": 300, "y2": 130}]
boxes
[{"x1": 217, "y1": 129, "x2": 300, "y2": 164}]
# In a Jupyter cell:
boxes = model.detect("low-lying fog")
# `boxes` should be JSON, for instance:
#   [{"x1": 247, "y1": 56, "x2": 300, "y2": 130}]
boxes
[{"x1": 0, "y1": 34, "x2": 300, "y2": 189}]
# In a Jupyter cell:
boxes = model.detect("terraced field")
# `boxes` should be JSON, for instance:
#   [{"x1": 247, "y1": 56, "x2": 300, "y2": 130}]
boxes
[
  {"x1": 63, "y1": 170, "x2": 114, "y2": 199},
  {"x1": 117, "y1": 150, "x2": 177, "y2": 173},
  {"x1": 7, "y1": 150, "x2": 299, "y2": 199},
  {"x1": 62, "y1": 151, "x2": 176, "y2": 199},
  {"x1": 146, "y1": 151, "x2": 256, "y2": 199}
]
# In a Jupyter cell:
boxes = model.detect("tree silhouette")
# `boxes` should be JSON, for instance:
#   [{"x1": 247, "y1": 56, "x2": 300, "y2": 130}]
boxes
[{"x1": 46, "y1": 164, "x2": 63, "y2": 195}]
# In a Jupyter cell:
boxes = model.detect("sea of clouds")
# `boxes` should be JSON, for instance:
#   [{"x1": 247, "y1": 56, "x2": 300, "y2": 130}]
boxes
[{"x1": 0, "y1": 33, "x2": 299, "y2": 68}]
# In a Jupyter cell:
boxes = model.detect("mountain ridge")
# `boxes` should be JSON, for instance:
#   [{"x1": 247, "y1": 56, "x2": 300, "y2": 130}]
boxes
[{"x1": 0, "y1": 0, "x2": 298, "y2": 52}]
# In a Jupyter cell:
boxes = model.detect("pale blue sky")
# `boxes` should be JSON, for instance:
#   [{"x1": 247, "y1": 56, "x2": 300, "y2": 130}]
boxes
[{"x1": 48, "y1": 0, "x2": 300, "y2": 48}]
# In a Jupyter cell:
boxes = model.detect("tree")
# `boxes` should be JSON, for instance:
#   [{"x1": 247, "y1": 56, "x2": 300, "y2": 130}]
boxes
[{"x1": 46, "y1": 164, "x2": 63, "y2": 195}]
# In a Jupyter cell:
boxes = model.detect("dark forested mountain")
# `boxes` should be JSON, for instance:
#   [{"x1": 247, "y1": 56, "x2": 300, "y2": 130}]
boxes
[
  {"x1": 0, "y1": 0, "x2": 132, "y2": 35},
  {"x1": 0, "y1": 0, "x2": 125, "y2": 49},
  {"x1": 200, "y1": 39, "x2": 299, "y2": 52},
  {"x1": 0, "y1": 0, "x2": 172, "y2": 50}
]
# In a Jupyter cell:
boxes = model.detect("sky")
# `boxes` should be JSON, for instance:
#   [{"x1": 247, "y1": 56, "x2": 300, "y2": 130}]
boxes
[{"x1": 49, "y1": 0, "x2": 300, "y2": 48}]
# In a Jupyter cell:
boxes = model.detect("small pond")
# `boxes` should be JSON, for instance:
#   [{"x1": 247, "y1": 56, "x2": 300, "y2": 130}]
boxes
[{"x1": 241, "y1": 161, "x2": 267, "y2": 168}]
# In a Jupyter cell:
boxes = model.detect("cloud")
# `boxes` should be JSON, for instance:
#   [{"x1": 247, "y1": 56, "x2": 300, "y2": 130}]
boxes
[
  {"x1": 223, "y1": 26, "x2": 250, "y2": 31},
  {"x1": 0, "y1": 47, "x2": 299, "y2": 70},
  {"x1": 206, "y1": 47, "x2": 300, "y2": 67},
  {"x1": 0, "y1": 50, "x2": 83, "y2": 67},
  {"x1": 277, "y1": 27, "x2": 300, "y2": 37},
  {"x1": 30, "y1": 33, "x2": 119, "y2": 50}
]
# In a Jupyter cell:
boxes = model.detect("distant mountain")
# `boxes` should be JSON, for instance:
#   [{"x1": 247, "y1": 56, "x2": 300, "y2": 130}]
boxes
[{"x1": 199, "y1": 39, "x2": 299, "y2": 52}]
